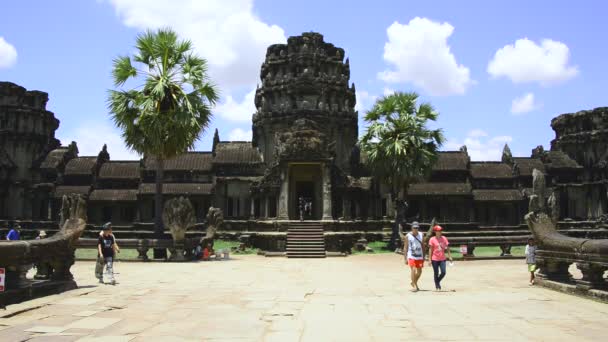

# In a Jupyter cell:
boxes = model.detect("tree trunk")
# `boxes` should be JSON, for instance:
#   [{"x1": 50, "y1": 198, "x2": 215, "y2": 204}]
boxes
[
  {"x1": 389, "y1": 182, "x2": 408, "y2": 251},
  {"x1": 153, "y1": 157, "x2": 166, "y2": 259}
]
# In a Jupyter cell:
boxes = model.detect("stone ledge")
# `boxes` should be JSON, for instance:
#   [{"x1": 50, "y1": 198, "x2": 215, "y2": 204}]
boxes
[{"x1": 536, "y1": 278, "x2": 608, "y2": 303}]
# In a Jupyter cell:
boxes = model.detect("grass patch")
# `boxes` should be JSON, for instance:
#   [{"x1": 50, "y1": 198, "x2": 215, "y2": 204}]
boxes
[
  {"x1": 351, "y1": 241, "x2": 392, "y2": 255},
  {"x1": 449, "y1": 245, "x2": 525, "y2": 258},
  {"x1": 75, "y1": 239, "x2": 259, "y2": 260}
]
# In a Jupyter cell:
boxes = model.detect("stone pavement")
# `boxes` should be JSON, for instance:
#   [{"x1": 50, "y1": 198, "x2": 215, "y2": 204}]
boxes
[{"x1": 0, "y1": 255, "x2": 607, "y2": 341}]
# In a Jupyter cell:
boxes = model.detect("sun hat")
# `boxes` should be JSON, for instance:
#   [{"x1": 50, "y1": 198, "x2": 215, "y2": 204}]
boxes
[
  {"x1": 38, "y1": 230, "x2": 47, "y2": 237},
  {"x1": 433, "y1": 225, "x2": 443, "y2": 232},
  {"x1": 411, "y1": 221, "x2": 420, "y2": 229}
]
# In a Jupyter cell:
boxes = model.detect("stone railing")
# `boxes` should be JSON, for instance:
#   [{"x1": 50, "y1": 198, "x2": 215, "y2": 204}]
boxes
[
  {"x1": 0, "y1": 195, "x2": 86, "y2": 306},
  {"x1": 75, "y1": 238, "x2": 201, "y2": 261},
  {"x1": 525, "y1": 169, "x2": 607, "y2": 301}
]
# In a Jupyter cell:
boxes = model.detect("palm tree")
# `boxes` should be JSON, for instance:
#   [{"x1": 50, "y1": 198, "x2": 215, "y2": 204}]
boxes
[
  {"x1": 108, "y1": 28, "x2": 218, "y2": 257},
  {"x1": 359, "y1": 91, "x2": 444, "y2": 250}
]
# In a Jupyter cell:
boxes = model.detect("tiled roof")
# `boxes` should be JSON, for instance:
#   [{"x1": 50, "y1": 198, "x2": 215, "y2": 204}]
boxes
[
  {"x1": 470, "y1": 162, "x2": 513, "y2": 179},
  {"x1": 545, "y1": 151, "x2": 582, "y2": 169},
  {"x1": 64, "y1": 157, "x2": 96, "y2": 175},
  {"x1": 214, "y1": 142, "x2": 263, "y2": 164},
  {"x1": 473, "y1": 189, "x2": 523, "y2": 201},
  {"x1": 53, "y1": 185, "x2": 91, "y2": 198},
  {"x1": 139, "y1": 183, "x2": 214, "y2": 195},
  {"x1": 145, "y1": 152, "x2": 213, "y2": 171},
  {"x1": 408, "y1": 182, "x2": 472, "y2": 196},
  {"x1": 99, "y1": 161, "x2": 140, "y2": 179},
  {"x1": 432, "y1": 152, "x2": 469, "y2": 171},
  {"x1": 513, "y1": 158, "x2": 545, "y2": 176},
  {"x1": 89, "y1": 189, "x2": 138, "y2": 201},
  {"x1": 40, "y1": 148, "x2": 69, "y2": 169}
]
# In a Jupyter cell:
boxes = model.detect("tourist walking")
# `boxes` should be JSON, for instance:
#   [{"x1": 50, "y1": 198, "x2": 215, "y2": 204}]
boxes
[
  {"x1": 428, "y1": 225, "x2": 452, "y2": 291},
  {"x1": 401, "y1": 221, "x2": 425, "y2": 292},
  {"x1": 97, "y1": 222, "x2": 119, "y2": 285},
  {"x1": 6, "y1": 224, "x2": 21, "y2": 240},
  {"x1": 525, "y1": 238, "x2": 537, "y2": 285}
]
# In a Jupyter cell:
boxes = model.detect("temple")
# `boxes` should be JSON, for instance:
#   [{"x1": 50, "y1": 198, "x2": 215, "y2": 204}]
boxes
[{"x1": 1, "y1": 32, "x2": 606, "y2": 256}]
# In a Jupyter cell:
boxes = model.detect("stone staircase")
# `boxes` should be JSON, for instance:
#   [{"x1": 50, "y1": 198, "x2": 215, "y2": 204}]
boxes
[{"x1": 286, "y1": 221, "x2": 326, "y2": 258}]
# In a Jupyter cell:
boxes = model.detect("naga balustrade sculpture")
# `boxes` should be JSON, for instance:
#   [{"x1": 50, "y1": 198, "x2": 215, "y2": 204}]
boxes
[
  {"x1": 163, "y1": 197, "x2": 196, "y2": 261},
  {"x1": 525, "y1": 169, "x2": 608, "y2": 300},
  {"x1": 0, "y1": 194, "x2": 86, "y2": 305}
]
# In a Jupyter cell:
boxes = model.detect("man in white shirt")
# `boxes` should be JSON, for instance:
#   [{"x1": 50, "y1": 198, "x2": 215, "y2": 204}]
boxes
[{"x1": 401, "y1": 221, "x2": 425, "y2": 292}]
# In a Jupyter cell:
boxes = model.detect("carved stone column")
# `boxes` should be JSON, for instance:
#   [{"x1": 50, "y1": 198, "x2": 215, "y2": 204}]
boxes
[
  {"x1": 575, "y1": 263, "x2": 607, "y2": 290},
  {"x1": 250, "y1": 197, "x2": 255, "y2": 220},
  {"x1": 322, "y1": 164, "x2": 333, "y2": 221},
  {"x1": 278, "y1": 169, "x2": 289, "y2": 220},
  {"x1": 386, "y1": 194, "x2": 395, "y2": 219},
  {"x1": 263, "y1": 197, "x2": 269, "y2": 218}
]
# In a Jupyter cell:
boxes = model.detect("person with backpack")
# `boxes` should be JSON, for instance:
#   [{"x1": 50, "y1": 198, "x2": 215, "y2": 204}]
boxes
[
  {"x1": 97, "y1": 222, "x2": 119, "y2": 285},
  {"x1": 401, "y1": 221, "x2": 425, "y2": 292}
]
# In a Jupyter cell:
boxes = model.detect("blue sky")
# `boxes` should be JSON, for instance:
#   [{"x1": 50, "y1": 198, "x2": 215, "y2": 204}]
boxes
[{"x1": 1, "y1": 1, "x2": 606, "y2": 160}]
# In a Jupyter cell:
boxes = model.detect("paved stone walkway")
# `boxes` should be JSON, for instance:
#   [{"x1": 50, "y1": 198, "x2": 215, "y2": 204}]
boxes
[{"x1": 1, "y1": 255, "x2": 607, "y2": 341}]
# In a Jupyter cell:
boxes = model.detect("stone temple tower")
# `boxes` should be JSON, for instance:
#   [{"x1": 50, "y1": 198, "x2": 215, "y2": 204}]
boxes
[
  {"x1": 252, "y1": 32, "x2": 358, "y2": 170},
  {"x1": 0, "y1": 82, "x2": 60, "y2": 219}
]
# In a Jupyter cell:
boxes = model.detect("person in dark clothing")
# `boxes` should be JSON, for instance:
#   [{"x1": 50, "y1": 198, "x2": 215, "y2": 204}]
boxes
[{"x1": 97, "y1": 222, "x2": 119, "y2": 285}]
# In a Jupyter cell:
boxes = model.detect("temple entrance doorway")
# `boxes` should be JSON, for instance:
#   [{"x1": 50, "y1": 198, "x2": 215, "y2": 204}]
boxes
[{"x1": 288, "y1": 163, "x2": 322, "y2": 220}]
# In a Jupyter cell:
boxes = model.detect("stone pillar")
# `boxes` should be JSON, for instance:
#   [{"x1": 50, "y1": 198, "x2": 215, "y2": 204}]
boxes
[
  {"x1": 322, "y1": 164, "x2": 333, "y2": 221},
  {"x1": 386, "y1": 193, "x2": 395, "y2": 219},
  {"x1": 263, "y1": 197, "x2": 269, "y2": 218},
  {"x1": 278, "y1": 169, "x2": 289, "y2": 220},
  {"x1": 342, "y1": 197, "x2": 351, "y2": 220},
  {"x1": 575, "y1": 263, "x2": 607, "y2": 290},
  {"x1": 250, "y1": 197, "x2": 255, "y2": 219}
]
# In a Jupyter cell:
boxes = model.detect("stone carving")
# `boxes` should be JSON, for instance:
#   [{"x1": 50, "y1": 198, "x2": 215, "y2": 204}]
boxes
[
  {"x1": 502, "y1": 144, "x2": 513, "y2": 164},
  {"x1": 163, "y1": 197, "x2": 195, "y2": 243},
  {"x1": 529, "y1": 169, "x2": 546, "y2": 213},
  {"x1": 200, "y1": 207, "x2": 223, "y2": 248},
  {"x1": 163, "y1": 197, "x2": 195, "y2": 261},
  {"x1": 547, "y1": 190, "x2": 560, "y2": 223}
]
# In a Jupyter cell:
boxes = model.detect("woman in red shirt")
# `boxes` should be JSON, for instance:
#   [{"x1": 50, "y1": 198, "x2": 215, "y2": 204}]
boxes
[{"x1": 428, "y1": 225, "x2": 453, "y2": 290}]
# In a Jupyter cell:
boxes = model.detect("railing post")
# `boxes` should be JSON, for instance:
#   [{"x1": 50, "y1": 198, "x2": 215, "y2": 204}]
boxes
[{"x1": 576, "y1": 263, "x2": 607, "y2": 290}]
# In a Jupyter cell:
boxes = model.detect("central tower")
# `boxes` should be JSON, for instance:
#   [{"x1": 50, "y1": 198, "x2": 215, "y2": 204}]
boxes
[{"x1": 252, "y1": 32, "x2": 358, "y2": 170}]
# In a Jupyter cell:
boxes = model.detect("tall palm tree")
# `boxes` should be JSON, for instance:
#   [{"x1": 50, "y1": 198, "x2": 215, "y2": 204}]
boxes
[
  {"x1": 108, "y1": 28, "x2": 218, "y2": 257},
  {"x1": 359, "y1": 91, "x2": 444, "y2": 250}
]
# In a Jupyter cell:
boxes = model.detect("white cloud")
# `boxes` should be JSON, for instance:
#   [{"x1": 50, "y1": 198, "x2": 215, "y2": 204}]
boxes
[
  {"x1": 0, "y1": 37, "x2": 17, "y2": 69},
  {"x1": 378, "y1": 17, "x2": 473, "y2": 96},
  {"x1": 227, "y1": 128, "x2": 252, "y2": 141},
  {"x1": 107, "y1": 0, "x2": 286, "y2": 91},
  {"x1": 58, "y1": 121, "x2": 140, "y2": 160},
  {"x1": 355, "y1": 90, "x2": 378, "y2": 112},
  {"x1": 446, "y1": 130, "x2": 512, "y2": 161},
  {"x1": 488, "y1": 38, "x2": 578, "y2": 86},
  {"x1": 215, "y1": 89, "x2": 256, "y2": 122},
  {"x1": 511, "y1": 92, "x2": 540, "y2": 114},
  {"x1": 383, "y1": 87, "x2": 395, "y2": 96}
]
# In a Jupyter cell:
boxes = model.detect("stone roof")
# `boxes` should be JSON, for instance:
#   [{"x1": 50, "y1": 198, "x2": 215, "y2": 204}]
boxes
[
  {"x1": 432, "y1": 152, "x2": 469, "y2": 171},
  {"x1": 53, "y1": 185, "x2": 91, "y2": 198},
  {"x1": 64, "y1": 157, "x2": 96, "y2": 175},
  {"x1": 470, "y1": 162, "x2": 513, "y2": 179},
  {"x1": 513, "y1": 158, "x2": 545, "y2": 176},
  {"x1": 89, "y1": 189, "x2": 138, "y2": 202},
  {"x1": 40, "y1": 148, "x2": 69, "y2": 169},
  {"x1": 145, "y1": 152, "x2": 213, "y2": 171},
  {"x1": 408, "y1": 182, "x2": 472, "y2": 196},
  {"x1": 99, "y1": 161, "x2": 140, "y2": 179},
  {"x1": 139, "y1": 183, "x2": 214, "y2": 195},
  {"x1": 473, "y1": 189, "x2": 523, "y2": 202},
  {"x1": 214, "y1": 142, "x2": 263, "y2": 165},
  {"x1": 544, "y1": 151, "x2": 582, "y2": 169}
]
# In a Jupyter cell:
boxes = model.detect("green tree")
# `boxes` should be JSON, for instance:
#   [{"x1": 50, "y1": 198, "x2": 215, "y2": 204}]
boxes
[
  {"x1": 108, "y1": 28, "x2": 218, "y2": 256},
  {"x1": 359, "y1": 91, "x2": 444, "y2": 249}
]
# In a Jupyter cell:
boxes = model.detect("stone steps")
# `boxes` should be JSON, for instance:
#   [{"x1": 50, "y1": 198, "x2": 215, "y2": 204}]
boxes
[{"x1": 286, "y1": 222, "x2": 325, "y2": 258}]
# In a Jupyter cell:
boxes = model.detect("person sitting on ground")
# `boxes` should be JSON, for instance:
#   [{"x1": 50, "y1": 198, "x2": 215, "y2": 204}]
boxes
[
  {"x1": 36, "y1": 230, "x2": 47, "y2": 240},
  {"x1": 525, "y1": 238, "x2": 537, "y2": 285},
  {"x1": 202, "y1": 243, "x2": 212, "y2": 261},
  {"x1": 6, "y1": 224, "x2": 21, "y2": 240}
]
